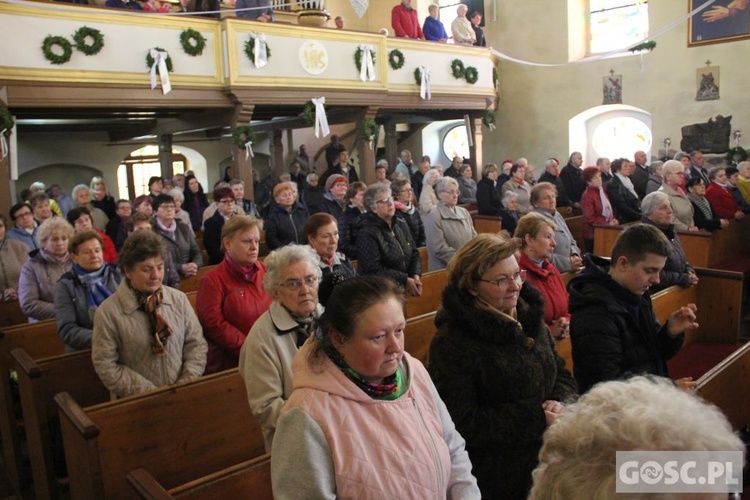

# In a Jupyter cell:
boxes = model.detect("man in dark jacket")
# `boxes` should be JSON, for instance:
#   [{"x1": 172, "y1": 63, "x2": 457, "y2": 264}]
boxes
[
  {"x1": 537, "y1": 158, "x2": 571, "y2": 208},
  {"x1": 559, "y1": 152, "x2": 586, "y2": 206},
  {"x1": 605, "y1": 158, "x2": 642, "y2": 223},
  {"x1": 567, "y1": 223, "x2": 698, "y2": 394},
  {"x1": 631, "y1": 150, "x2": 650, "y2": 200},
  {"x1": 320, "y1": 149, "x2": 359, "y2": 185}
]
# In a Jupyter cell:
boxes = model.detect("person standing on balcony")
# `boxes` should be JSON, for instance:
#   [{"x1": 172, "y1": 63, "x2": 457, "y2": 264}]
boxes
[
  {"x1": 392, "y1": 0, "x2": 424, "y2": 39},
  {"x1": 452, "y1": 4, "x2": 477, "y2": 46},
  {"x1": 236, "y1": 0, "x2": 273, "y2": 21},
  {"x1": 470, "y1": 11, "x2": 486, "y2": 47},
  {"x1": 423, "y1": 4, "x2": 448, "y2": 43}
]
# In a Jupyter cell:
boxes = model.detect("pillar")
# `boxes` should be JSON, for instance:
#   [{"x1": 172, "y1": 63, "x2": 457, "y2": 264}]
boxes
[
  {"x1": 357, "y1": 107, "x2": 379, "y2": 185},
  {"x1": 232, "y1": 103, "x2": 255, "y2": 200},
  {"x1": 158, "y1": 134, "x2": 174, "y2": 180}
]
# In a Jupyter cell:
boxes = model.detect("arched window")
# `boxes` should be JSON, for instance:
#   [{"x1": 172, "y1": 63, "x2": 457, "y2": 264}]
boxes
[
  {"x1": 442, "y1": 124, "x2": 471, "y2": 162},
  {"x1": 569, "y1": 105, "x2": 652, "y2": 165},
  {"x1": 589, "y1": 0, "x2": 649, "y2": 54},
  {"x1": 116, "y1": 145, "x2": 187, "y2": 200}
]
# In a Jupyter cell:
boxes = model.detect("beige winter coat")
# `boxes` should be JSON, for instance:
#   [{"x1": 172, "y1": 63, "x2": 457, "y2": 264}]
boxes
[
  {"x1": 92, "y1": 281, "x2": 207, "y2": 399},
  {"x1": 658, "y1": 183, "x2": 695, "y2": 232}
]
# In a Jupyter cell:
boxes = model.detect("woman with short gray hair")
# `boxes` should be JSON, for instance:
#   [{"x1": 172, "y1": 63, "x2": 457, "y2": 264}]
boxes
[
  {"x1": 167, "y1": 188, "x2": 193, "y2": 233},
  {"x1": 657, "y1": 160, "x2": 697, "y2": 232},
  {"x1": 641, "y1": 191, "x2": 698, "y2": 292},
  {"x1": 423, "y1": 177, "x2": 477, "y2": 270},
  {"x1": 457, "y1": 164, "x2": 478, "y2": 205},
  {"x1": 239, "y1": 244, "x2": 324, "y2": 453},
  {"x1": 18, "y1": 217, "x2": 75, "y2": 322},
  {"x1": 500, "y1": 190, "x2": 521, "y2": 236},
  {"x1": 356, "y1": 183, "x2": 422, "y2": 296},
  {"x1": 418, "y1": 168, "x2": 441, "y2": 215}
]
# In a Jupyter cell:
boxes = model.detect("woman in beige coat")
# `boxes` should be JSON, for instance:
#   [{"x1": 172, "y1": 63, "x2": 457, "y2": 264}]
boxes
[
  {"x1": 658, "y1": 160, "x2": 698, "y2": 232},
  {"x1": 423, "y1": 177, "x2": 477, "y2": 270},
  {"x1": 92, "y1": 230, "x2": 207, "y2": 399}
]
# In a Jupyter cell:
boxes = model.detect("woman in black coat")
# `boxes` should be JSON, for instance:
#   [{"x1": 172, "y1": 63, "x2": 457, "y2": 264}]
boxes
[
  {"x1": 476, "y1": 163, "x2": 503, "y2": 216},
  {"x1": 429, "y1": 233, "x2": 577, "y2": 499},
  {"x1": 182, "y1": 175, "x2": 210, "y2": 232},
  {"x1": 686, "y1": 176, "x2": 729, "y2": 231},
  {"x1": 392, "y1": 179, "x2": 425, "y2": 247},
  {"x1": 265, "y1": 183, "x2": 309, "y2": 250}
]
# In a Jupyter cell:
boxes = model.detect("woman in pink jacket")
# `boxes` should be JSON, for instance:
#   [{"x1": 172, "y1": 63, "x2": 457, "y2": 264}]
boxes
[
  {"x1": 580, "y1": 166, "x2": 618, "y2": 253},
  {"x1": 196, "y1": 215, "x2": 272, "y2": 373},
  {"x1": 272, "y1": 275, "x2": 479, "y2": 499}
]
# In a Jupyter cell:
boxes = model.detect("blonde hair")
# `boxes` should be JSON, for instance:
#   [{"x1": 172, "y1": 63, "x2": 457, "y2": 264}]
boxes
[
  {"x1": 515, "y1": 212, "x2": 556, "y2": 249},
  {"x1": 529, "y1": 376, "x2": 744, "y2": 500},
  {"x1": 221, "y1": 215, "x2": 264, "y2": 243}
]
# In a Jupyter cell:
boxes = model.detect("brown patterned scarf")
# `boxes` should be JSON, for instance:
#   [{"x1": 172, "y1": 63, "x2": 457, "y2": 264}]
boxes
[{"x1": 133, "y1": 287, "x2": 173, "y2": 355}]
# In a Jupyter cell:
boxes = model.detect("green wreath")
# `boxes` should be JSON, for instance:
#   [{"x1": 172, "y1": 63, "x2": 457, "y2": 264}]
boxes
[
  {"x1": 492, "y1": 67, "x2": 498, "y2": 89},
  {"x1": 354, "y1": 46, "x2": 377, "y2": 72},
  {"x1": 244, "y1": 36, "x2": 271, "y2": 64},
  {"x1": 450, "y1": 59, "x2": 465, "y2": 79},
  {"x1": 414, "y1": 67, "x2": 423, "y2": 86},
  {"x1": 388, "y1": 49, "x2": 405, "y2": 70},
  {"x1": 464, "y1": 66, "x2": 478, "y2": 85},
  {"x1": 0, "y1": 108, "x2": 14, "y2": 137},
  {"x1": 146, "y1": 47, "x2": 173, "y2": 73},
  {"x1": 232, "y1": 125, "x2": 256, "y2": 149},
  {"x1": 629, "y1": 40, "x2": 656, "y2": 52},
  {"x1": 180, "y1": 28, "x2": 206, "y2": 57},
  {"x1": 42, "y1": 35, "x2": 72, "y2": 65},
  {"x1": 72, "y1": 26, "x2": 104, "y2": 56},
  {"x1": 303, "y1": 100, "x2": 316, "y2": 125},
  {"x1": 482, "y1": 110, "x2": 496, "y2": 129},
  {"x1": 362, "y1": 119, "x2": 377, "y2": 139},
  {"x1": 726, "y1": 147, "x2": 748, "y2": 166}
]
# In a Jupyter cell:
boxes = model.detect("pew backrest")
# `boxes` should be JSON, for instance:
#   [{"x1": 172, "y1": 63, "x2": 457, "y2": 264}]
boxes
[
  {"x1": 696, "y1": 341, "x2": 750, "y2": 431},
  {"x1": 405, "y1": 270, "x2": 447, "y2": 319},
  {"x1": 56, "y1": 369, "x2": 265, "y2": 500},
  {"x1": 0, "y1": 300, "x2": 28, "y2": 328},
  {"x1": 405, "y1": 311, "x2": 437, "y2": 367}
]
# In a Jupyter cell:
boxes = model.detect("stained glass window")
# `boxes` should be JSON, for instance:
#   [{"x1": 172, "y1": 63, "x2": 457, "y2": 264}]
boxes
[
  {"x1": 589, "y1": 0, "x2": 649, "y2": 54},
  {"x1": 592, "y1": 117, "x2": 652, "y2": 160}
]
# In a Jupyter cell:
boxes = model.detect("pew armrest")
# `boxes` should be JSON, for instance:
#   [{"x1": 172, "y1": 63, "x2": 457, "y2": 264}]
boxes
[
  {"x1": 127, "y1": 468, "x2": 174, "y2": 500},
  {"x1": 54, "y1": 391, "x2": 100, "y2": 439},
  {"x1": 10, "y1": 347, "x2": 42, "y2": 378}
]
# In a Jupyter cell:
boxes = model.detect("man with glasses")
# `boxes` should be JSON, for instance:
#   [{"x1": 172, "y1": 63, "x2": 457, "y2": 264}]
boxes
[
  {"x1": 7, "y1": 203, "x2": 40, "y2": 250},
  {"x1": 567, "y1": 223, "x2": 698, "y2": 394},
  {"x1": 203, "y1": 187, "x2": 239, "y2": 265}
]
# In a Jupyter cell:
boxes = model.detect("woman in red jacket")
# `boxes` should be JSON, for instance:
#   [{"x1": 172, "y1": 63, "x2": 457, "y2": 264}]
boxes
[
  {"x1": 580, "y1": 166, "x2": 618, "y2": 253},
  {"x1": 515, "y1": 212, "x2": 570, "y2": 340},
  {"x1": 197, "y1": 215, "x2": 272, "y2": 373},
  {"x1": 705, "y1": 166, "x2": 745, "y2": 220}
]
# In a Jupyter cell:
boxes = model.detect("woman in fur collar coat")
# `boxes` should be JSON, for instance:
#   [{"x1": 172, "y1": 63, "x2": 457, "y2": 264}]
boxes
[{"x1": 429, "y1": 233, "x2": 577, "y2": 499}]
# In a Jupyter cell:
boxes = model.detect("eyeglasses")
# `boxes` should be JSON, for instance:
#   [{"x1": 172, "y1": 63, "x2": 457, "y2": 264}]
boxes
[
  {"x1": 399, "y1": 188, "x2": 414, "y2": 193},
  {"x1": 15, "y1": 211, "x2": 33, "y2": 218},
  {"x1": 477, "y1": 270, "x2": 526, "y2": 288},
  {"x1": 158, "y1": 204, "x2": 175, "y2": 210},
  {"x1": 279, "y1": 275, "x2": 319, "y2": 291},
  {"x1": 375, "y1": 196, "x2": 394, "y2": 205}
]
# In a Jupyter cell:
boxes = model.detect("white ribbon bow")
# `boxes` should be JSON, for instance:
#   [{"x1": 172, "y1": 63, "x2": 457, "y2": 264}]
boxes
[
  {"x1": 358, "y1": 45, "x2": 375, "y2": 82},
  {"x1": 245, "y1": 141, "x2": 254, "y2": 160},
  {"x1": 149, "y1": 49, "x2": 172, "y2": 95},
  {"x1": 0, "y1": 130, "x2": 8, "y2": 162},
  {"x1": 250, "y1": 33, "x2": 268, "y2": 69},
  {"x1": 418, "y1": 66, "x2": 431, "y2": 100},
  {"x1": 312, "y1": 97, "x2": 330, "y2": 138}
]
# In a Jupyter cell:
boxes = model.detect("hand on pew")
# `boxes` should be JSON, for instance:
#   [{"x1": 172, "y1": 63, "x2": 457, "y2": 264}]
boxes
[
  {"x1": 550, "y1": 317, "x2": 569, "y2": 340},
  {"x1": 687, "y1": 271, "x2": 699, "y2": 286},
  {"x1": 667, "y1": 303, "x2": 699, "y2": 337},
  {"x1": 674, "y1": 376, "x2": 696, "y2": 392},
  {"x1": 406, "y1": 275, "x2": 423, "y2": 297}
]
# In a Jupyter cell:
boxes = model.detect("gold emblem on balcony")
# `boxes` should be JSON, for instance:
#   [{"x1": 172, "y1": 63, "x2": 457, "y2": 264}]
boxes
[{"x1": 299, "y1": 40, "x2": 328, "y2": 76}]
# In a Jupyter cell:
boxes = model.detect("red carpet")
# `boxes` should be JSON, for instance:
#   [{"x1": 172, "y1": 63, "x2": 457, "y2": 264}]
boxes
[{"x1": 667, "y1": 342, "x2": 738, "y2": 381}]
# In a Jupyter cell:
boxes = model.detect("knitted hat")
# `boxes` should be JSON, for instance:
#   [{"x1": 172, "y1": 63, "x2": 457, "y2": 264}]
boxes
[{"x1": 325, "y1": 174, "x2": 348, "y2": 191}]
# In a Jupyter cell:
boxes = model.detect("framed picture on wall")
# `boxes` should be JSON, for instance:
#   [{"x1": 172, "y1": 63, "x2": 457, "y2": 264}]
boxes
[{"x1": 689, "y1": 0, "x2": 750, "y2": 46}]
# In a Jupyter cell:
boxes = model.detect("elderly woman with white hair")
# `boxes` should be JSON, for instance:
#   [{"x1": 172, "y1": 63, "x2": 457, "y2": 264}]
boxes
[
  {"x1": 18, "y1": 217, "x2": 74, "y2": 322},
  {"x1": 451, "y1": 3, "x2": 476, "y2": 45},
  {"x1": 239, "y1": 244, "x2": 323, "y2": 453},
  {"x1": 529, "y1": 376, "x2": 744, "y2": 500},
  {"x1": 657, "y1": 160, "x2": 698, "y2": 232},
  {"x1": 424, "y1": 177, "x2": 477, "y2": 271},
  {"x1": 71, "y1": 184, "x2": 109, "y2": 231},
  {"x1": 166, "y1": 188, "x2": 194, "y2": 234},
  {"x1": 641, "y1": 191, "x2": 698, "y2": 292},
  {"x1": 418, "y1": 167, "x2": 442, "y2": 215},
  {"x1": 644, "y1": 160, "x2": 663, "y2": 195}
]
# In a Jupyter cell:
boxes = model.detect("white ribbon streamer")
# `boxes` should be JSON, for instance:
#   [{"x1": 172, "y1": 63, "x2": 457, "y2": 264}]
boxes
[
  {"x1": 245, "y1": 141, "x2": 254, "y2": 160},
  {"x1": 418, "y1": 66, "x2": 431, "y2": 101},
  {"x1": 0, "y1": 130, "x2": 8, "y2": 162},
  {"x1": 149, "y1": 49, "x2": 172, "y2": 94},
  {"x1": 312, "y1": 97, "x2": 330, "y2": 138},
  {"x1": 358, "y1": 45, "x2": 375, "y2": 82},
  {"x1": 250, "y1": 33, "x2": 268, "y2": 69}
]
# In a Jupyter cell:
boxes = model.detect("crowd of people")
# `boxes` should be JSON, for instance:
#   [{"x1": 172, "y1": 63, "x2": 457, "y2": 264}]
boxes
[{"x1": 1, "y1": 141, "x2": 746, "y2": 498}]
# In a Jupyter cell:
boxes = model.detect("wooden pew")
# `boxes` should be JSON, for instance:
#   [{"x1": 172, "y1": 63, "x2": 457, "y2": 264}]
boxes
[
  {"x1": 404, "y1": 311, "x2": 437, "y2": 367},
  {"x1": 471, "y1": 214, "x2": 502, "y2": 234},
  {"x1": 56, "y1": 369, "x2": 265, "y2": 500},
  {"x1": 593, "y1": 217, "x2": 750, "y2": 267},
  {"x1": 12, "y1": 348, "x2": 109, "y2": 500},
  {"x1": 0, "y1": 320, "x2": 64, "y2": 493},
  {"x1": 127, "y1": 454, "x2": 272, "y2": 500},
  {"x1": 695, "y1": 340, "x2": 750, "y2": 431},
  {"x1": 405, "y1": 270, "x2": 447, "y2": 319},
  {"x1": 178, "y1": 264, "x2": 217, "y2": 294},
  {"x1": 0, "y1": 300, "x2": 28, "y2": 328},
  {"x1": 563, "y1": 215, "x2": 585, "y2": 254}
]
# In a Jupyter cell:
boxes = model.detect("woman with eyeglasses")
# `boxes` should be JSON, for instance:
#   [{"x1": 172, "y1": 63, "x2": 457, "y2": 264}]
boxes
[
  {"x1": 423, "y1": 177, "x2": 477, "y2": 271},
  {"x1": 239, "y1": 244, "x2": 323, "y2": 453},
  {"x1": 429, "y1": 233, "x2": 577, "y2": 499},
  {"x1": 355, "y1": 183, "x2": 422, "y2": 297},
  {"x1": 515, "y1": 213, "x2": 570, "y2": 341},
  {"x1": 197, "y1": 216, "x2": 272, "y2": 374},
  {"x1": 657, "y1": 160, "x2": 698, "y2": 232},
  {"x1": 392, "y1": 179, "x2": 425, "y2": 247},
  {"x1": 152, "y1": 194, "x2": 202, "y2": 276}
]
